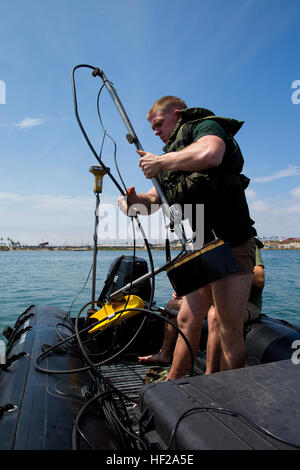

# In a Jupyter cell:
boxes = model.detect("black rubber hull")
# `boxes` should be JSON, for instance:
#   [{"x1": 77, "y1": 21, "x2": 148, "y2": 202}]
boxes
[
  {"x1": 0, "y1": 305, "x2": 114, "y2": 450},
  {"x1": 1, "y1": 305, "x2": 300, "y2": 450},
  {"x1": 245, "y1": 314, "x2": 300, "y2": 365}
]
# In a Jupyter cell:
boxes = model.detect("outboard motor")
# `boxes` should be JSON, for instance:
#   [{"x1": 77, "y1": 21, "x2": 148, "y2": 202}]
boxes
[
  {"x1": 92, "y1": 255, "x2": 163, "y2": 357},
  {"x1": 97, "y1": 255, "x2": 152, "y2": 307}
]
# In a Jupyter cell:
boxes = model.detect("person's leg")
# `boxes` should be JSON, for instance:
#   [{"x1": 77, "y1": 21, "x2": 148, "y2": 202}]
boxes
[
  {"x1": 212, "y1": 272, "x2": 253, "y2": 371},
  {"x1": 206, "y1": 299, "x2": 255, "y2": 374},
  {"x1": 205, "y1": 306, "x2": 222, "y2": 374},
  {"x1": 211, "y1": 238, "x2": 256, "y2": 371},
  {"x1": 167, "y1": 286, "x2": 213, "y2": 380},
  {"x1": 138, "y1": 317, "x2": 177, "y2": 365},
  {"x1": 138, "y1": 297, "x2": 181, "y2": 365}
]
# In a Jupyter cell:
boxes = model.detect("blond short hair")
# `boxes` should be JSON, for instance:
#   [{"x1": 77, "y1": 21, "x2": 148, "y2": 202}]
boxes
[{"x1": 147, "y1": 96, "x2": 187, "y2": 121}]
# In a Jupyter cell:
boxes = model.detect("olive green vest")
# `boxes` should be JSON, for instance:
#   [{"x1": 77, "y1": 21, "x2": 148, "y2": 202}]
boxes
[{"x1": 157, "y1": 108, "x2": 250, "y2": 207}]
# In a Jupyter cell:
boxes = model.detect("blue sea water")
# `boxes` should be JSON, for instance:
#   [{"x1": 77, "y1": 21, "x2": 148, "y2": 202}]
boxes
[{"x1": 0, "y1": 249, "x2": 299, "y2": 340}]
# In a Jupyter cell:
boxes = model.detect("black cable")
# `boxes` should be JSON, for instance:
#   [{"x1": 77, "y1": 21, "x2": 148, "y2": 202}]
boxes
[
  {"x1": 95, "y1": 83, "x2": 151, "y2": 282},
  {"x1": 80, "y1": 334, "x2": 146, "y2": 451},
  {"x1": 72, "y1": 390, "x2": 111, "y2": 450},
  {"x1": 96, "y1": 376, "x2": 145, "y2": 450},
  {"x1": 34, "y1": 303, "x2": 194, "y2": 377},
  {"x1": 72, "y1": 420, "x2": 95, "y2": 450},
  {"x1": 36, "y1": 246, "x2": 185, "y2": 379},
  {"x1": 55, "y1": 322, "x2": 76, "y2": 347},
  {"x1": 35, "y1": 302, "x2": 176, "y2": 451},
  {"x1": 72, "y1": 65, "x2": 125, "y2": 195},
  {"x1": 96, "y1": 84, "x2": 128, "y2": 196},
  {"x1": 72, "y1": 64, "x2": 157, "y2": 310},
  {"x1": 69, "y1": 65, "x2": 191, "y2": 448},
  {"x1": 64, "y1": 264, "x2": 93, "y2": 319},
  {"x1": 83, "y1": 217, "x2": 150, "y2": 361},
  {"x1": 96, "y1": 83, "x2": 146, "y2": 309},
  {"x1": 67, "y1": 78, "x2": 146, "y2": 321},
  {"x1": 99, "y1": 394, "x2": 149, "y2": 450},
  {"x1": 97, "y1": 381, "x2": 127, "y2": 449},
  {"x1": 35, "y1": 250, "x2": 186, "y2": 379},
  {"x1": 73, "y1": 379, "x2": 139, "y2": 451},
  {"x1": 166, "y1": 406, "x2": 300, "y2": 450},
  {"x1": 76, "y1": 299, "x2": 194, "y2": 375},
  {"x1": 86, "y1": 221, "x2": 141, "y2": 357},
  {"x1": 72, "y1": 64, "x2": 188, "y2": 317}
]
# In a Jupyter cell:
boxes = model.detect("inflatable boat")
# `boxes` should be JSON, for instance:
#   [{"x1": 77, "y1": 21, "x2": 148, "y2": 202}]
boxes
[{"x1": 1, "y1": 255, "x2": 300, "y2": 451}]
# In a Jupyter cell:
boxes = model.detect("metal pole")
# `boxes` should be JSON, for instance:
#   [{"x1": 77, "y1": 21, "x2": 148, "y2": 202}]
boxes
[
  {"x1": 91, "y1": 192, "x2": 100, "y2": 310},
  {"x1": 89, "y1": 165, "x2": 108, "y2": 310},
  {"x1": 91, "y1": 68, "x2": 188, "y2": 247}
]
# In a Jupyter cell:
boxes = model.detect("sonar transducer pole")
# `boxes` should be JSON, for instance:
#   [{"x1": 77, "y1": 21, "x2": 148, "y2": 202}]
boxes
[
  {"x1": 91, "y1": 67, "x2": 188, "y2": 249},
  {"x1": 89, "y1": 165, "x2": 109, "y2": 310}
]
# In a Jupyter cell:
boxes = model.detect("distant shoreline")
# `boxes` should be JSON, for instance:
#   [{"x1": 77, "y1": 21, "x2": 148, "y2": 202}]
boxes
[{"x1": 1, "y1": 246, "x2": 300, "y2": 252}]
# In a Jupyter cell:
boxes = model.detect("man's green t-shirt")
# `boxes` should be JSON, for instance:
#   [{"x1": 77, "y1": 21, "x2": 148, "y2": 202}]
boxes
[{"x1": 192, "y1": 120, "x2": 229, "y2": 144}]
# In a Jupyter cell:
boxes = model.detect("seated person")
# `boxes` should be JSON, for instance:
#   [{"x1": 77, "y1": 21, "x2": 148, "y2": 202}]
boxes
[{"x1": 139, "y1": 240, "x2": 265, "y2": 370}]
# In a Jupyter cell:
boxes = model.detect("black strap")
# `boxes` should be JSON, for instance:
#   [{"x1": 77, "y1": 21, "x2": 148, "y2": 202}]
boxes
[
  {"x1": 179, "y1": 174, "x2": 187, "y2": 192},
  {"x1": 165, "y1": 237, "x2": 171, "y2": 262},
  {"x1": 0, "y1": 352, "x2": 27, "y2": 371},
  {"x1": 0, "y1": 403, "x2": 15, "y2": 418}
]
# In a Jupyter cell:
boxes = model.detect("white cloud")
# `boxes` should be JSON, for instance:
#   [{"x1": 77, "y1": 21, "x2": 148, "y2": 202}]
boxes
[
  {"x1": 252, "y1": 166, "x2": 300, "y2": 183},
  {"x1": 243, "y1": 185, "x2": 300, "y2": 237},
  {"x1": 0, "y1": 192, "x2": 23, "y2": 202},
  {"x1": 249, "y1": 199, "x2": 300, "y2": 238},
  {"x1": 245, "y1": 188, "x2": 256, "y2": 200},
  {"x1": 249, "y1": 200, "x2": 270, "y2": 212},
  {"x1": 0, "y1": 192, "x2": 95, "y2": 244},
  {"x1": 13, "y1": 117, "x2": 45, "y2": 130},
  {"x1": 291, "y1": 187, "x2": 300, "y2": 198},
  {"x1": 286, "y1": 204, "x2": 300, "y2": 214}
]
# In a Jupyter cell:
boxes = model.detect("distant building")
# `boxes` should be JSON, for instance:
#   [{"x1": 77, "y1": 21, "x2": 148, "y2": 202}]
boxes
[
  {"x1": 38, "y1": 242, "x2": 49, "y2": 248},
  {"x1": 0, "y1": 242, "x2": 9, "y2": 251},
  {"x1": 280, "y1": 238, "x2": 300, "y2": 249}
]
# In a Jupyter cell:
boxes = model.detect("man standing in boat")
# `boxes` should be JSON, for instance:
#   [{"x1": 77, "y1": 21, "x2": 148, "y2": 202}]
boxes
[
  {"x1": 138, "y1": 238, "x2": 265, "y2": 373},
  {"x1": 118, "y1": 96, "x2": 257, "y2": 380}
]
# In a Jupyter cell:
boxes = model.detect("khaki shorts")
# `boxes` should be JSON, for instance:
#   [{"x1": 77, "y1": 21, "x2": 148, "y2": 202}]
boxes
[{"x1": 231, "y1": 238, "x2": 256, "y2": 275}]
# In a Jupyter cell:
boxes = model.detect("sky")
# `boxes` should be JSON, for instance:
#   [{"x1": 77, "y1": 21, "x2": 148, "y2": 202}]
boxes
[{"x1": 0, "y1": 0, "x2": 300, "y2": 245}]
